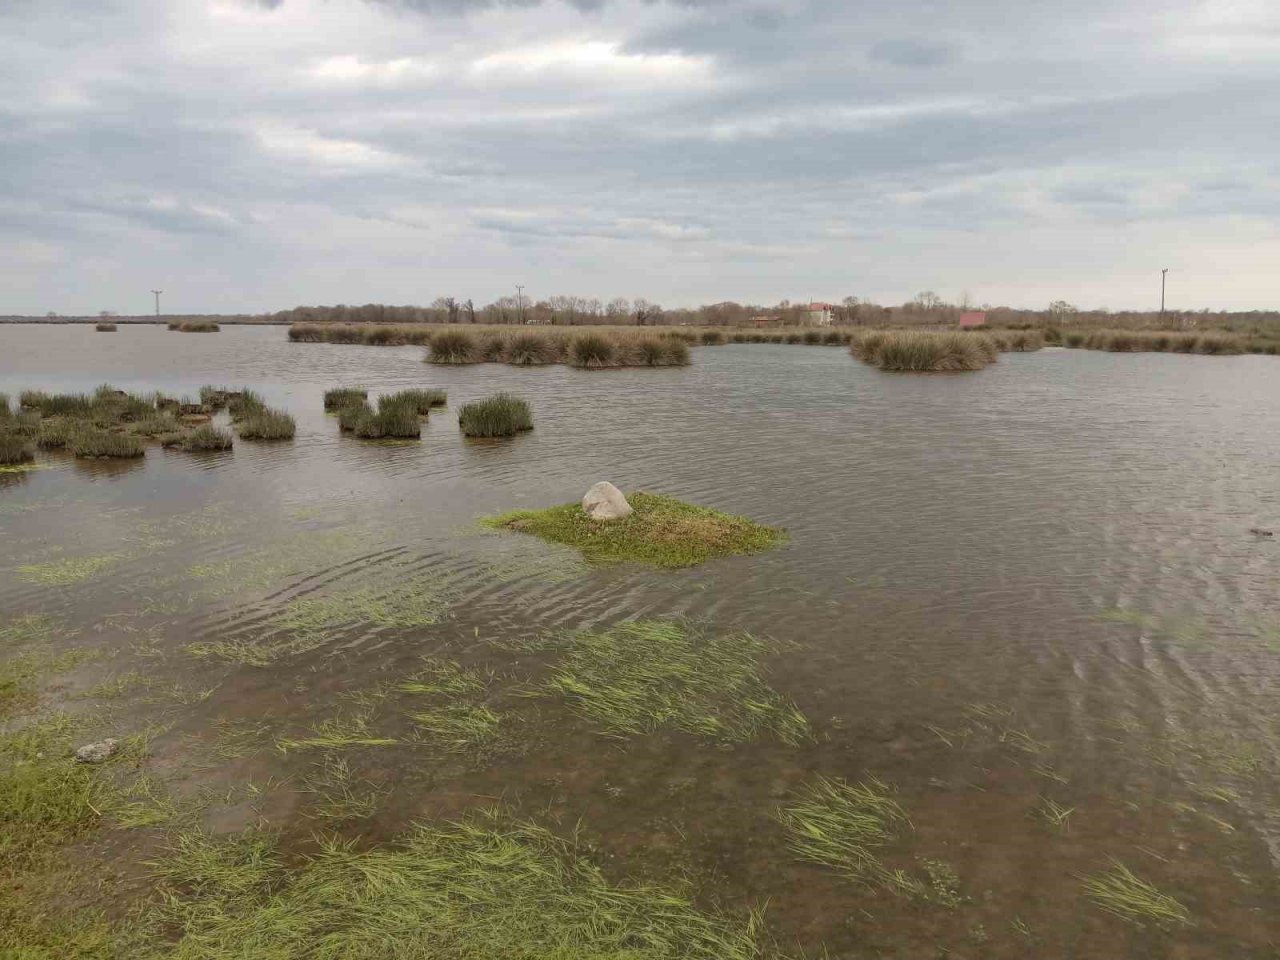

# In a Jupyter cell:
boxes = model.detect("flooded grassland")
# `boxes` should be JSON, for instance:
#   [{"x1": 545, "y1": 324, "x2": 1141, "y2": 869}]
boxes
[{"x1": 2, "y1": 324, "x2": 1280, "y2": 958}]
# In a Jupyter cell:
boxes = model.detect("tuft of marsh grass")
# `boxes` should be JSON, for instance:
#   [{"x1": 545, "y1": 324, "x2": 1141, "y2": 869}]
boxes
[
  {"x1": 170, "y1": 320, "x2": 220, "y2": 332},
  {"x1": 301, "y1": 754, "x2": 384, "y2": 821},
  {"x1": 569, "y1": 332, "x2": 616, "y2": 368},
  {"x1": 542, "y1": 619, "x2": 811, "y2": 744},
  {"x1": 336, "y1": 400, "x2": 372, "y2": 432},
  {"x1": 95, "y1": 321, "x2": 118, "y2": 332},
  {"x1": 777, "y1": 775, "x2": 920, "y2": 895},
  {"x1": 68, "y1": 427, "x2": 146, "y2": 459},
  {"x1": 457, "y1": 392, "x2": 533, "y2": 438},
  {"x1": 1073, "y1": 329, "x2": 1247, "y2": 355},
  {"x1": 0, "y1": 432, "x2": 35, "y2": 465},
  {"x1": 165, "y1": 424, "x2": 234, "y2": 451},
  {"x1": 235, "y1": 408, "x2": 296, "y2": 441},
  {"x1": 427, "y1": 329, "x2": 479, "y2": 364},
  {"x1": 379, "y1": 387, "x2": 446, "y2": 414},
  {"x1": 227, "y1": 389, "x2": 265, "y2": 421},
  {"x1": 127, "y1": 413, "x2": 183, "y2": 438},
  {"x1": 851, "y1": 330, "x2": 998, "y2": 371},
  {"x1": 1032, "y1": 795, "x2": 1076, "y2": 832},
  {"x1": 148, "y1": 809, "x2": 774, "y2": 960},
  {"x1": 323, "y1": 386, "x2": 368, "y2": 410},
  {"x1": 1081, "y1": 861, "x2": 1192, "y2": 928},
  {"x1": 487, "y1": 490, "x2": 784, "y2": 568},
  {"x1": 355, "y1": 403, "x2": 421, "y2": 439},
  {"x1": 507, "y1": 331, "x2": 561, "y2": 365}
]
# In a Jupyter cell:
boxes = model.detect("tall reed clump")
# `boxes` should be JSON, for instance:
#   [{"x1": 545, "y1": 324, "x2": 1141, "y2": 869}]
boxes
[
  {"x1": 36, "y1": 419, "x2": 76, "y2": 449},
  {"x1": 457, "y1": 393, "x2": 533, "y2": 438},
  {"x1": 336, "y1": 401, "x2": 372, "y2": 432},
  {"x1": 68, "y1": 428, "x2": 146, "y2": 459},
  {"x1": 170, "y1": 320, "x2": 219, "y2": 333},
  {"x1": 506, "y1": 331, "x2": 561, "y2": 365},
  {"x1": 568, "y1": 333, "x2": 615, "y2": 369},
  {"x1": 427, "y1": 330, "x2": 479, "y2": 364},
  {"x1": 1076, "y1": 329, "x2": 1246, "y2": 355},
  {"x1": 851, "y1": 330, "x2": 998, "y2": 372},
  {"x1": 95, "y1": 322, "x2": 117, "y2": 332},
  {"x1": 290, "y1": 323, "x2": 433, "y2": 345},
  {"x1": 323, "y1": 387, "x2": 368, "y2": 411}
]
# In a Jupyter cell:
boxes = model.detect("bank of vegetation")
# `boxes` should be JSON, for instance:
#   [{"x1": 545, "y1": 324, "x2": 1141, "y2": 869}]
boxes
[
  {"x1": 324, "y1": 385, "x2": 447, "y2": 440},
  {"x1": 0, "y1": 384, "x2": 295, "y2": 464},
  {"x1": 168, "y1": 320, "x2": 220, "y2": 333}
]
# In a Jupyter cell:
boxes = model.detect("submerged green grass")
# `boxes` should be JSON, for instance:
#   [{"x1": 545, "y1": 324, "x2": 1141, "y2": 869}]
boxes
[
  {"x1": 146, "y1": 810, "x2": 776, "y2": 960},
  {"x1": 541, "y1": 619, "x2": 810, "y2": 744},
  {"x1": 486, "y1": 491, "x2": 785, "y2": 568},
  {"x1": 397, "y1": 658, "x2": 509, "y2": 754},
  {"x1": 777, "y1": 775, "x2": 922, "y2": 897},
  {"x1": 17, "y1": 553, "x2": 122, "y2": 585},
  {"x1": 1081, "y1": 861, "x2": 1192, "y2": 928}
]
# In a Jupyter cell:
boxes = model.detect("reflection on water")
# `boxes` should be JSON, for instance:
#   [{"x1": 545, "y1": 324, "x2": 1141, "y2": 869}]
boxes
[{"x1": 3, "y1": 324, "x2": 1280, "y2": 956}]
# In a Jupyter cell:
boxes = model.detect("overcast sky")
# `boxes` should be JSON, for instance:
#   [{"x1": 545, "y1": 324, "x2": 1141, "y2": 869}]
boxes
[{"x1": 2, "y1": 0, "x2": 1277, "y2": 315}]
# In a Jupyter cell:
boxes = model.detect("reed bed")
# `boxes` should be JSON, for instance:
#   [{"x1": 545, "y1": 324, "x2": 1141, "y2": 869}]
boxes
[
  {"x1": 35, "y1": 419, "x2": 75, "y2": 450},
  {"x1": 323, "y1": 387, "x2": 368, "y2": 411},
  {"x1": 336, "y1": 401, "x2": 372, "y2": 432},
  {"x1": 235, "y1": 408, "x2": 296, "y2": 441},
  {"x1": 851, "y1": 330, "x2": 998, "y2": 372},
  {"x1": 457, "y1": 393, "x2": 533, "y2": 438},
  {"x1": 426, "y1": 330, "x2": 480, "y2": 364},
  {"x1": 289, "y1": 322, "x2": 433, "y2": 345},
  {"x1": 169, "y1": 320, "x2": 220, "y2": 332},
  {"x1": 94, "y1": 322, "x2": 117, "y2": 332},
  {"x1": 987, "y1": 329, "x2": 1046, "y2": 352},
  {"x1": 164, "y1": 424, "x2": 233, "y2": 451},
  {"x1": 355, "y1": 404, "x2": 420, "y2": 439},
  {"x1": 1072, "y1": 329, "x2": 1248, "y2": 355}
]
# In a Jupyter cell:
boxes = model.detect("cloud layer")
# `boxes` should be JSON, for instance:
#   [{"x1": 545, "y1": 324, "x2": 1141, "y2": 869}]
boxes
[{"x1": 2, "y1": 0, "x2": 1277, "y2": 314}]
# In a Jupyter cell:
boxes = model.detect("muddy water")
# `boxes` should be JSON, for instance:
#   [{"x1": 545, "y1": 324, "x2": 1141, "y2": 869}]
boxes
[{"x1": 3, "y1": 323, "x2": 1280, "y2": 957}]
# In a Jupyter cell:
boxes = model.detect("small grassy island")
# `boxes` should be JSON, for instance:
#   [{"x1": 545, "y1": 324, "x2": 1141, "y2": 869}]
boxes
[{"x1": 485, "y1": 491, "x2": 784, "y2": 568}]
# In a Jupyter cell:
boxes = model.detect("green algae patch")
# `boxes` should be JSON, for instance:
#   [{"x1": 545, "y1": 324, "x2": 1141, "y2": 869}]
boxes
[
  {"x1": 541, "y1": 619, "x2": 811, "y2": 745},
  {"x1": 146, "y1": 811, "x2": 778, "y2": 960},
  {"x1": 484, "y1": 492, "x2": 784, "y2": 569}
]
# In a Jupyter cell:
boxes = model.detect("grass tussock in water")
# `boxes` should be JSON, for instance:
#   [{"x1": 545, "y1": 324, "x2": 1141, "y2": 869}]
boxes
[
  {"x1": 380, "y1": 387, "x2": 447, "y2": 413},
  {"x1": 458, "y1": 393, "x2": 533, "y2": 438},
  {"x1": 542, "y1": 619, "x2": 811, "y2": 744},
  {"x1": 68, "y1": 427, "x2": 146, "y2": 459},
  {"x1": 428, "y1": 329, "x2": 479, "y2": 364},
  {"x1": 0, "y1": 432, "x2": 35, "y2": 465},
  {"x1": 777, "y1": 775, "x2": 921, "y2": 896},
  {"x1": 323, "y1": 386, "x2": 368, "y2": 410},
  {"x1": 1081, "y1": 861, "x2": 1192, "y2": 928},
  {"x1": 146, "y1": 810, "x2": 776, "y2": 960},
  {"x1": 486, "y1": 491, "x2": 784, "y2": 568},
  {"x1": 354, "y1": 404, "x2": 420, "y2": 439},
  {"x1": 169, "y1": 320, "x2": 220, "y2": 333},
  {"x1": 851, "y1": 330, "x2": 998, "y2": 372},
  {"x1": 165, "y1": 424, "x2": 233, "y2": 452},
  {"x1": 95, "y1": 322, "x2": 117, "y2": 332},
  {"x1": 235, "y1": 408, "x2": 296, "y2": 441}
]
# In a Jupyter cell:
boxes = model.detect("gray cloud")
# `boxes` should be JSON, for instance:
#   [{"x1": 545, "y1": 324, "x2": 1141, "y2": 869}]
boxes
[{"x1": 1, "y1": 0, "x2": 1278, "y2": 314}]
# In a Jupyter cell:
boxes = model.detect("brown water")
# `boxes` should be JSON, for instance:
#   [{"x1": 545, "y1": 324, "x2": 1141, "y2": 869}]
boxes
[{"x1": 3, "y1": 324, "x2": 1280, "y2": 957}]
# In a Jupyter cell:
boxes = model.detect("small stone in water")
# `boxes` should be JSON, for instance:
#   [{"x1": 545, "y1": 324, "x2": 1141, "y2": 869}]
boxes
[{"x1": 74, "y1": 739, "x2": 119, "y2": 764}]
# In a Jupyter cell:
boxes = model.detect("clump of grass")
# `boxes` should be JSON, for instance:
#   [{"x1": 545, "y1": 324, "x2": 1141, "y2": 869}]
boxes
[
  {"x1": 379, "y1": 388, "x2": 446, "y2": 414},
  {"x1": 569, "y1": 333, "x2": 616, "y2": 368},
  {"x1": 777, "y1": 776, "x2": 920, "y2": 895},
  {"x1": 354, "y1": 404, "x2": 420, "y2": 439},
  {"x1": 301, "y1": 754, "x2": 385, "y2": 821},
  {"x1": 0, "y1": 433, "x2": 34, "y2": 465},
  {"x1": 323, "y1": 386, "x2": 368, "y2": 410},
  {"x1": 1032, "y1": 795, "x2": 1076, "y2": 832},
  {"x1": 336, "y1": 401, "x2": 372, "y2": 432},
  {"x1": 542, "y1": 619, "x2": 810, "y2": 744},
  {"x1": 34, "y1": 418, "x2": 74, "y2": 450},
  {"x1": 171, "y1": 320, "x2": 220, "y2": 332},
  {"x1": 851, "y1": 330, "x2": 998, "y2": 371},
  {"x1": 1076, "y1": 329, "x2": 1245, "y2": 355},
  {"x1": 149, "y1": 810, "x2": 772, "y2": 960},
  {"x1": 1081, "y1": 861, "x2": 1192, "y2": 927},
  {"x1": 458, "y1": 393, "x2": 533, "y2": 438},
  {"x1": 989, "y1": 329, "x2": 1046, "y2": 352},
  {"x1": 127, "y1": 413, "x2": 183, "y2": 438},
  {"x1": 166, "y1": 424, "x2": 233, "y2": 451},
  {"x1": 427, "y1": 329, "x2": 478, "y2": 364},
  {"x1": 227, "y1": 389, "x2": 265, "y2": 421},
  {"x1": 20, "y1": 390, "x2": 93, "y2": 417},
  {"x1": 199, "y1": 386, "x2": 238, "y2": 409},
  {"x1": 487, "y1": 491, "x2": 784, "y2": 568},
  {"x1": 95, "y1": 322, "x2": 117, "y2": 332},
  {"x1": 68, "y1": 428, "x2": 146, "y2": 459},
  {"x1": 236, "y1": 408, "x2": 296, "y2": 441},
  {"x1": 507, "y1": 331, "x2": 559, "y2": 365}
]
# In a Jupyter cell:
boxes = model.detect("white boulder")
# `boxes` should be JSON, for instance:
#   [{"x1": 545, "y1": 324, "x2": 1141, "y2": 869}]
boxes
[{"x1": 583, "y1": 481, "x2": 633, "y2": 521}]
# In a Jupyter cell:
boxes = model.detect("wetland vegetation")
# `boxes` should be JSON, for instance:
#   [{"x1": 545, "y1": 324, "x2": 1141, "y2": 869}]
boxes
[
  {"x1": 457, "y1": 392, "x2": 533, "y2": 438},
  {"x1": 485, "y1": 491, "x2": 784, "y2": 567}
]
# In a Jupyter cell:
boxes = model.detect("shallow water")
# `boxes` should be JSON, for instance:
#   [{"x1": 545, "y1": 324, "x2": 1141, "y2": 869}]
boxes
[{"x1": 3, "y1": 324, "x2": 1280, "y2": 957}]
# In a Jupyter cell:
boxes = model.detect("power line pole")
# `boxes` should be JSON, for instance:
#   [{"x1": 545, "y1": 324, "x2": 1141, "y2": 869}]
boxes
[
  {"x1": 515, "y1": 284, "x2": 525, "y2": 325},
  {"x1": 152, "y1": 289, "x2": 163, "y2": 318},
  {"x1": 1160, "y1": 269, "x2": 1167, "y2": 320}
]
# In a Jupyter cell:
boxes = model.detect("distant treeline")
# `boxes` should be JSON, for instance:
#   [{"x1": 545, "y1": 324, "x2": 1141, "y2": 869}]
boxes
[{"x1": 267, "y1": 296, "x2": 1280, "y2": 334}]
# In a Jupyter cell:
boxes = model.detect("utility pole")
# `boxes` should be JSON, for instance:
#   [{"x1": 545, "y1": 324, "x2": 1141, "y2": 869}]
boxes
[
  {"x1": 1160, "y1": 269, "x2": 1167, "y2": 320},
  {"x1": 515, "y1": 284, "x2": 525, "y2": 325},
  {"x1": 152, "y1": 289, "x2": 163, "y2": 318}
]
